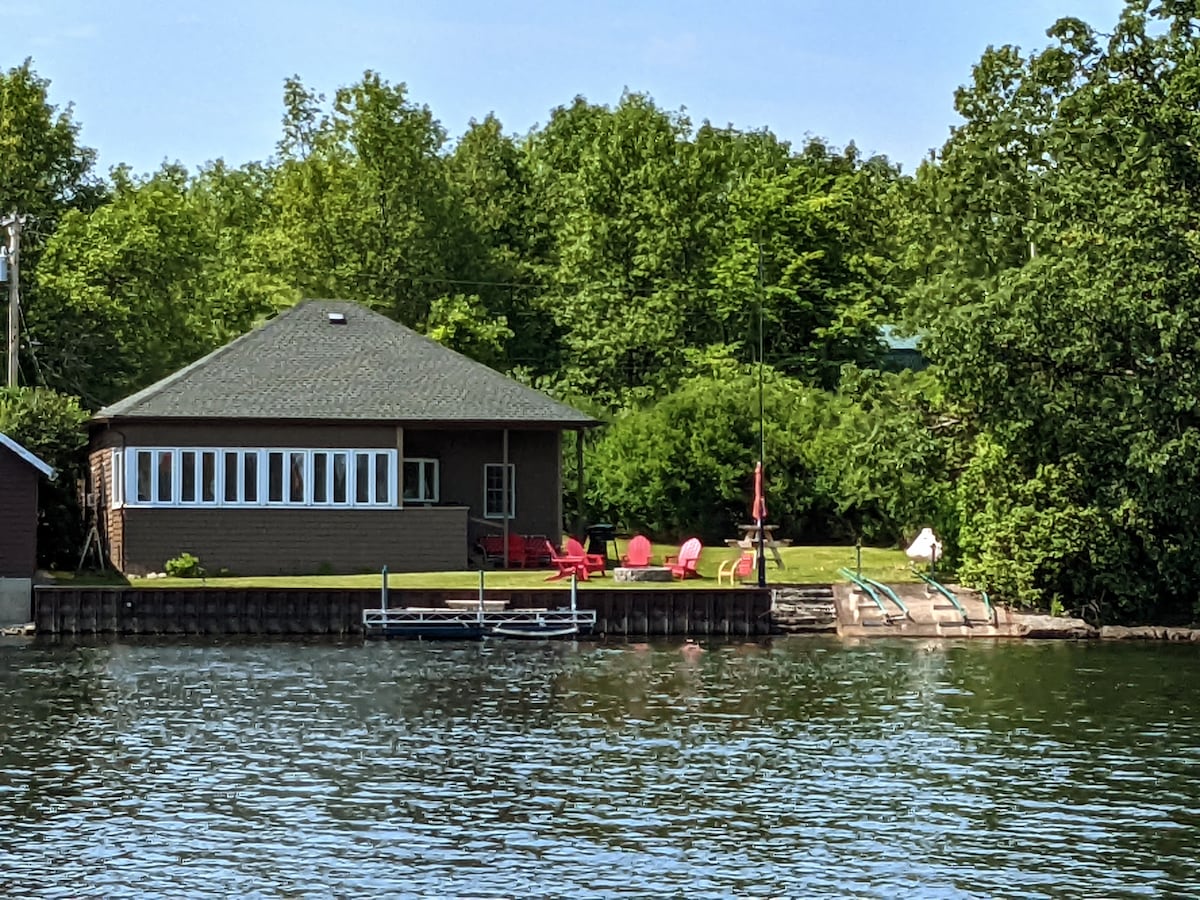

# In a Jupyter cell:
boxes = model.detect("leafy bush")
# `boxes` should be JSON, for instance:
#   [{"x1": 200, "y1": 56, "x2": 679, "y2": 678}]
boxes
[
  {"x1": 165, "y1": 552, "x2": 205, "y2": 578},
  {"x1": 581, "y1": 367, "x2": 954, "y2": 546},
  {"x1": 583, "y1": 370, "x2": 825, "y2": 541}
]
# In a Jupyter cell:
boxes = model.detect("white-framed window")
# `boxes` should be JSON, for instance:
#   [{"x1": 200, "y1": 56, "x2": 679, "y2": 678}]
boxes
[
  {"x1": 484, "y1": 463, "x2": 516, "y2": 519},
  {"x1": 121, "y1": 447, "x2": 398, "y2": 509},
  {"x1": 133, "y1": 449, "x2": 176, "y2": 504},
  {"x1": 109, "y1": 449, "x2": 125, "y2": 508},
  {"x1": 402, "y1": 458, "x2": 439, "y2": 504},
  {"x1": 177, "y1": 450, "x2": 219, "y2": 505}
]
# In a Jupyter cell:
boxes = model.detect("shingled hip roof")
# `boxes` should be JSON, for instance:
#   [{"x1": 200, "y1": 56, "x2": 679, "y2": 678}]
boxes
[{"x1": 94, "y1": 300, "x2": 596, "y2": 426}]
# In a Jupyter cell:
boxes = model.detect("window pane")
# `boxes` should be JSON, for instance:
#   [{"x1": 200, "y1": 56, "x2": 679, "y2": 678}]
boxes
[
  {"x1": 224, "y1": 452, "x2": 239, "y2": 503},
  {"x1": 374, "y1": 454, "x2": 390, "y2": 505},
  {"x1": 136, "y1": 452, "x2": 152, "y2": 502},
  {"x1": 111, "y1": 451, "x2": 124, "y2": 506},
  {"x1": 355, "y1": 453, "x2": 370, "y2": 503},
  {"x1": 313, "y1": 453, "x2": 328, "y2": 503},
  {"x1": 181, "y1": 451, "x2": 196, "y2": 502},
  {"x1": 268, "y1": 452, "x2": 284, "y2": 502},
  {"x1": 422, "y1": 461, "x2": 437, "y2": 501},
  {"x1": 333, "y1": 453, "x2": 348, "y2": 503},
  {"x1": 402, "y1": 460, "x2": 419, "y2": 501},
  {"x1": 485, "y1": 464, "x2": 514, "y2": 517},
  {"x1": 156, "y1": 452, "x2": 173, "y2": 503},
  {"x1": 202, "y1": 452, "x2": 217, "y2": 503},
  {"x1": 289, "y1": 452, "x2": 306, "y2": 503},
  {"x1": 243, "y1": 452, "x2": 258, "y2": 502}
]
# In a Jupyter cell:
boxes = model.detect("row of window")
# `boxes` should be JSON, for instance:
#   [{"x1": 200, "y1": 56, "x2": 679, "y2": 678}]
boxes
[{"x1": 110, "y1": 448, "x2": 516, "y2": 516}]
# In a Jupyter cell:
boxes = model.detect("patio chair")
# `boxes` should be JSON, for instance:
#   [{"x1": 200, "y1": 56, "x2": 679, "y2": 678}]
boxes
[
  {"x1": 665, "y1": 538, "x2": 703, "y2": 579},
  {"x1": 620, "y1": 534, "x2": 653, "y2": 568},
  {"x1": 543, "y1": 540, "x2": 589, "y2": 582},
  {"x1": 505, "y1": 532, "x2": 530, "y2": 568},
  {"x1": 717, "y1": 552, "x2": 754, "y2": 585},
  {"x1": 566, "y1": 537, "x2": 606, "y2": 576},
  {"x1": 524, "y1": 534, "x2": 552, "y2": 568},
  {"x1": 477, "y1": 535, "x2": 503, "y2": 564}
]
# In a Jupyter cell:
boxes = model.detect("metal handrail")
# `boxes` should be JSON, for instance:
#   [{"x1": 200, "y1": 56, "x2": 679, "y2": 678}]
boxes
[
  {"x1": 980, "y1": 590, "x2": 995, "y2": 625},
  {"x1": 859, "y1": 574, "x2": 911, "y2": 619},
  {"x1": 915, "y1": 570, "x2": 970, "y2": 625},
  {"x1": 839, "y1": 567, "x2": 890, "y2": 620}
]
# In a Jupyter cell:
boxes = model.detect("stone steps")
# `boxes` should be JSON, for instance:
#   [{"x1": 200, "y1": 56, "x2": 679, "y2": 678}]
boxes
[{"x1": 771, "y1": 585, "x2": 837, "y2": 633}]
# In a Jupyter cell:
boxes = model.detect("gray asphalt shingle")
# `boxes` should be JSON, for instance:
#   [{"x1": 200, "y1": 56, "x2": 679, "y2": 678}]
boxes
[{"x1": 95, "y1": 300, "x2": 596, "y2": 426}]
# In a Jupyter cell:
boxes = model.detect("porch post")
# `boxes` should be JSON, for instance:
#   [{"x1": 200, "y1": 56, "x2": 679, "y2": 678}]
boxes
[
  {"x1": 575, "y1": 429, "x2": 584, "y2": 540},
  {"x1": 395, "y1": 425, "x2": 404, "y2": 508},
  {"x1": 502, "y1": 428, "x2": 510, "y2": 568},
  {"x1": 554, "y1": 430, "x2": 563, "y2": 545}
]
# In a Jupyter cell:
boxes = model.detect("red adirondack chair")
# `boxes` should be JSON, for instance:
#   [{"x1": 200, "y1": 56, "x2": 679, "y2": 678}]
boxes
[
  {"x1": 665, "y1": 538, "x2": 703, "y2": 579},
  {"x1": 566, "y1": 537, "x2": 606, "y2": 576},
  {"x1": 543, "y1": 540, "x2": 589, "y2": 581},
  {"x1": 620, "y1": 534, "x2": 653, "y2": 568}
]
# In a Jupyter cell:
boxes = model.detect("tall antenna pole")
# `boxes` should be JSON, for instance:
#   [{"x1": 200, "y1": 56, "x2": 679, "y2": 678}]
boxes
[
  {"x1": 756, "y1": 239, "x2": 767, "y2": 589},
  {"x1": 2, "y1": 212, "x2": 25, "y2": 389}
]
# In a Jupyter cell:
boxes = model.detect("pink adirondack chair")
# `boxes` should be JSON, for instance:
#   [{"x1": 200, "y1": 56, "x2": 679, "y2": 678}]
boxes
[
  {"x1": 543, "y1": 540, "x2": 589, "y2": 582},
  {"x1": 566, "y1": 537, "x2": 606, "y2": 576},
  {"x1": 665, "y1": 538, "x2": 703, "y2": 579},
  {"x1": 620, "y1": 534, "x2": 653, "y2": 568}
]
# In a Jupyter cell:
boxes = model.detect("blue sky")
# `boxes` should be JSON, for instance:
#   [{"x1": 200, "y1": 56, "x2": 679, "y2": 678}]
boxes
[{"x1": 5, "y1": 0, "x2": 1126, "y2": 177}]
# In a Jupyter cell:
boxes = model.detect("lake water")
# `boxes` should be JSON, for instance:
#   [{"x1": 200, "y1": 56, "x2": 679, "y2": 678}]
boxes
[{"x1": 1, "y1": 636, "x2": 1198, "y2": 898}]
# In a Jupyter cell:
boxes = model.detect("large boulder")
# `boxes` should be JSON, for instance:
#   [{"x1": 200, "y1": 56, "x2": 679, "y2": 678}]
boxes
[{"x1": 1013, "y1": 614, "x2": 1098, "y2": 640}]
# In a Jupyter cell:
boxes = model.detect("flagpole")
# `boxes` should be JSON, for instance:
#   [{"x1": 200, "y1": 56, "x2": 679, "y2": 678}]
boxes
[{"x1": 756, "y1": 240, "x2": 767, "y2": 589}]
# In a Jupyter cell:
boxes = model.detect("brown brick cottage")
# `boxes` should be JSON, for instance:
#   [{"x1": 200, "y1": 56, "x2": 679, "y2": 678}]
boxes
[{"x1": 88, "y1": 300, "x2": 596, "y2": 576}]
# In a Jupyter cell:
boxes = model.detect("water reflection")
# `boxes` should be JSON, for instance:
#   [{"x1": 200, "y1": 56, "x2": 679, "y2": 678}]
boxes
[{"x1": 1, "y1": 636, "x2": 1198, "y2": 897}]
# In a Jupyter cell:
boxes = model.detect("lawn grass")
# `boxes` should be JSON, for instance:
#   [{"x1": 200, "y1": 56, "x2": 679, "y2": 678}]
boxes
[{"x1": 51, "y1": 543, "x2": 916, "y2": 589}]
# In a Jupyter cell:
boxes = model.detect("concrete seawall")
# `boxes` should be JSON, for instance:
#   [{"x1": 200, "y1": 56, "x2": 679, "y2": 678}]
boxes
[{"x1": 32, "y1": 586, "x2": 775, "y2": 637}]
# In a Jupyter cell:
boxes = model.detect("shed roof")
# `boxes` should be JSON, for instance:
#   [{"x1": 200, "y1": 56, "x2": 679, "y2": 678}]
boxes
[
  {"x1": 0, "y1": 433, "x2": 55, "y2": 478},
  {"x1": 94, "y1": 300, "x2": 596, "y2": 427}
]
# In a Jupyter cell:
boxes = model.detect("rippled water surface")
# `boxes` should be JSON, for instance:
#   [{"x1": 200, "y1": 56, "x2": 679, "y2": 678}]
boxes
[{"x1": 2, "y1": 636, "x2": 1199, "y2": 897}]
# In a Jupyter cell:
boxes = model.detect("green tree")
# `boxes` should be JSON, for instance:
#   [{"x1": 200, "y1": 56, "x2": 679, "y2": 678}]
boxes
[
  {"x1": 29, "y1": 162, "x2": 277, "y2": 405},
  {"x1": 0, "y1": 60, "x2": 103, "y2": 385},
  {"x1": 901, "y1": 0, "x2": 1200, "y2": 620},
  {"x1": 258, "y1": 71, "x2": 468, "y2": 327}
]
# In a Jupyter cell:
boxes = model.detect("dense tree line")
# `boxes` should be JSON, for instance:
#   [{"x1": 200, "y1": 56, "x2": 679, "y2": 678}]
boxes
[{"x1": 6, "y1": 0, "x2": 1200, "y2": 622}]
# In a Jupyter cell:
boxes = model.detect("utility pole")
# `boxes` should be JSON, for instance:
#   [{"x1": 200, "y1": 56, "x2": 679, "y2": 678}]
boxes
[{"x1": 1, "y1": 212, "x2": 26, "y2": 388}]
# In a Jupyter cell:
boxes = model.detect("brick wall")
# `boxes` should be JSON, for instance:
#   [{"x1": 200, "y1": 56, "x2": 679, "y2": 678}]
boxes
[{"x1": 120, "y1": 505, "x2": 469, "y2": 576}]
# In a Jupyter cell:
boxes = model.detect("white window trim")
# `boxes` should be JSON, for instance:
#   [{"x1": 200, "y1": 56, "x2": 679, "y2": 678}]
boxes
[
  {"x1": 109, "y1": 449, "x2": 125, "y2": 509},
  {"x1": 120, "y1": 447, "x2": 399, "y2": 510},
  {"x1": 402, "y1": 457, "x2": 440, "y2": 504},
  {"x1": 483, "y1": 462, "x2": 516, "y2": 519}
]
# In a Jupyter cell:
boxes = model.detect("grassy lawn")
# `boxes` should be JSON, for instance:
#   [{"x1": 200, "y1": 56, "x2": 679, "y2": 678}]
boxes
[{"x1": 50, "y1": 543, "x2": 916, "y2": 589}]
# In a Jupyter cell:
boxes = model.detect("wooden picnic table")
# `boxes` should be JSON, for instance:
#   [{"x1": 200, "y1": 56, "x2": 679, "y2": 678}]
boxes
[{"x1": 727, "y1": 524, "x2": 790, "y2": 569}]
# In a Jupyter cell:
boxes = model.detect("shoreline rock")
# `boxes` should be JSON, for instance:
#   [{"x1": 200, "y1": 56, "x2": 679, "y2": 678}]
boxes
[{"x1": 1012, "y1": 614, "x2": 1098, "y2": 640}]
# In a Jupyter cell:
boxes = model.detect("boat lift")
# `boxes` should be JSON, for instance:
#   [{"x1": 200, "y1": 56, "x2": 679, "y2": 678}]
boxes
[{"x1": 362, "y1": 568, "x2": 597, "y2": 639}]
